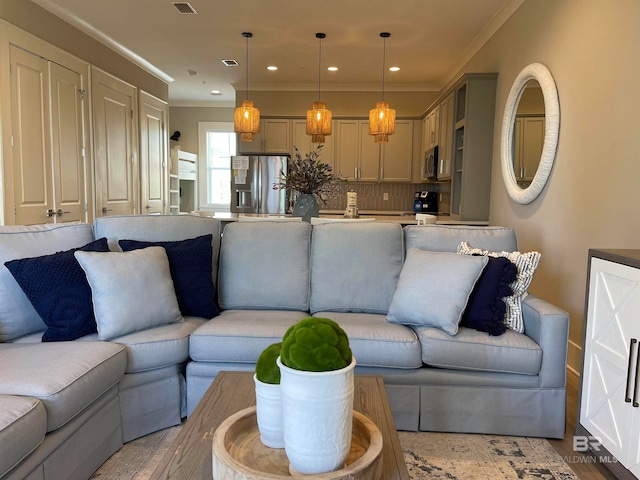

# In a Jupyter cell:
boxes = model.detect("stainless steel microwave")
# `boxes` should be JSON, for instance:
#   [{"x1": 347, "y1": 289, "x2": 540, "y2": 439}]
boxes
[{"x1": 423, "y1": 146, "x2": 438, "y2": 180}]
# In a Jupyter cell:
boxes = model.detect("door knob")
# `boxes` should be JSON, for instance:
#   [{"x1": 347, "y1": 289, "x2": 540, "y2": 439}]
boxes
[{"x1": 56, "y1": 209, "x2": 70, "y2": 216}]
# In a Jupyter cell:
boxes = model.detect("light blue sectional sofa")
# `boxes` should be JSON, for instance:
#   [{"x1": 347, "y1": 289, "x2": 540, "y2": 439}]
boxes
[{"x1": 0, "y1": 215, "x2": 569, "y2": 480}]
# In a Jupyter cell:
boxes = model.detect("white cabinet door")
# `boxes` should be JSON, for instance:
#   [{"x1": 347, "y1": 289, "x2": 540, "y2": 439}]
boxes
[
  {"x1": 438, "y1": 93, "x2": 454, "y2": 179},
  {"x1": 358, "y1": 121, "x2": 379, "y2": 182},
  {"x1": 335, "y1": 120, "x2": 359, "y2": 181},
  {"x1": 8, "y1": 46, "x2": 88, "y2": 225},
  {"x1": 292, "y1": 119, "x2": 335, "y2": 171},
  {"x1": 92, "y1": 67, "x2": 137, "y2": 217},
  {"x1": 139, "y1": 91, "x2": 167, "y2": 215},
  {"x1": 581, "y1": 258, "x2": 640, "y2": 469},
  {"x1": 263, "y1": 119, "x2": 290, "y2": 154},
  {"x1": 381, "y1": 120, "x2": 413, "y2": 182}
]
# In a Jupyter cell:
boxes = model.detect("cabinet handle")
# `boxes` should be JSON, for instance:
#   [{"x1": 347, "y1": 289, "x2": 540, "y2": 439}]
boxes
[
  {"x1": 625, "y1": 338, "x2": 636, "y2": 403},
  {"x1": 634, "y1": 344, "x2": 640, "y2": 407}
]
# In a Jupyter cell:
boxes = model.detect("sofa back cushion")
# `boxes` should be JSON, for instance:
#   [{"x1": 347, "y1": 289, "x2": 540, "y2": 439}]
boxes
[
  {"x1": 404, "y1": 225, "x2": 518, "y2": 254},
  {"x1": 0, "y1": 223, "x2": 95, "y2": 342},
  {"x1": 94, "y1": 214, "x2": 221, "y2": 276},
  {"x1": 218, "y1": 222, "x2": 311, "y2": 311},
  {"x1": 310, "y1": 222, "x2": 404, "y2": 314}
]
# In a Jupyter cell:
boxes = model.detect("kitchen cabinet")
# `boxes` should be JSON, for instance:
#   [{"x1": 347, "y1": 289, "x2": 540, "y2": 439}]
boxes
[
  {"x1": 514, "y1": 116, "x2": 545, "y2": 183},
  {"x1": 380, "y1": 120, "x2": 413, "y2": 182},
  {"x1": 422, "y1": 106, "x2": 440, "y2": 153},
  {"x1": 291, "y1": 119, "x2": 335, "y2": 171},
  {"x1": 335, "y1": 120, "x2": 379, "y2": 181},
  {"x1": 237, "y1": 119, "x2": 291, "y2": 154},
  {"x1": 577, "y1": 250, "x2": 640, "y2": 479},
  {"x1": 449, "y1": 73, "x2": 497, "y2": 221},
  {"x1": 437, "y1": 93, "x2": 454, "y2": 179}
]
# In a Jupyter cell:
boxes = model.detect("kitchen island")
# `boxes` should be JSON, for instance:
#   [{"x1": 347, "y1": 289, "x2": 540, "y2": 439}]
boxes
[{"x1": 206, "y1": 211, "x2": 489, "y2": 227}]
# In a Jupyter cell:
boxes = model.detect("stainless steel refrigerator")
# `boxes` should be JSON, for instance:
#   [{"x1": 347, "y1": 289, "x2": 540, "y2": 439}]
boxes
[{"x1": 230, "y1": 155, "x2": 289, "y2": 214}]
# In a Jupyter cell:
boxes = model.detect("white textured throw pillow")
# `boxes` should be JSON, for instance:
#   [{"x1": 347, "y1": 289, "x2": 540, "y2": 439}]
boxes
[
  {"x1": 74, "y1": 246, "x2": 183, "y2": 340},
  {"x1": 386, "y1": 249, "x2": 488, "y2": 335},
  {"x1": 457, "y1": 241, "x2": 541, "y2": 333}
]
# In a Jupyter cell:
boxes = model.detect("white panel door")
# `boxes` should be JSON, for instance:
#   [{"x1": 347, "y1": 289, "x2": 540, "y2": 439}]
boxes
[
  {"x1": 581, "y1": 258, "x2": 640, "y2": 468},
  {"x1": 92, "y1": 68, "x2": 137, "y2": 217},
  {"x1": 9, "y1": 45, "x2": 53, "y2": 225},
  {"x1": 49, "y1": 62, "x2": 87, "y2": 223},
  {"x1": 139, "y1": 91, "x2": 167, "y2": 215}
]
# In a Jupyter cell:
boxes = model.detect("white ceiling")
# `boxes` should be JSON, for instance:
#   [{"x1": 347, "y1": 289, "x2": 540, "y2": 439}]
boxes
[{"x1": 31, "y1": 0, "x2": 523, "y2": 106}]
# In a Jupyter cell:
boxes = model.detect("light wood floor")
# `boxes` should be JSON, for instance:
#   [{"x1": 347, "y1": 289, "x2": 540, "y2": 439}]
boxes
[{"x1": 548, "y1": 370, "x2": 617, "y2": 479}]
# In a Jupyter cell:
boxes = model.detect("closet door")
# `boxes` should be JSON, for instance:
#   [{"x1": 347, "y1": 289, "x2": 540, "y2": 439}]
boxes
[
  {"x1": 139, "y1": 91, "x2": 167, "y2": 214},
  {"x1": 92, "y1": 68, "x2": 137, "y2": 217},
  {"x1": 9, "y1": 45, "x2": 53, "y2": 225},
  {"x1": 50, "y1": 62, "x2": 87, "y2": 223}
]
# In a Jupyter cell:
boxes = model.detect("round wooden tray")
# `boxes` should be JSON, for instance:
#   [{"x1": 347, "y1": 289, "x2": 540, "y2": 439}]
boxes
[{"x1": 212, "y1": 406, "x2": 383, "y2": 479}]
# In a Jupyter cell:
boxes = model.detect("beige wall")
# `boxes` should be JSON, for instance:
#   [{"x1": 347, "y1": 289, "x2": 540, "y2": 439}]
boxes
[
  {"x1": 168, "y1": 107, "x2": 235, "y2": 154},
  {"x1": 0, "y1": 0, "x2": 167, "y2": 100},
  {"x1": 458, "y1": 0, "x2": 640, "y2": 373}
]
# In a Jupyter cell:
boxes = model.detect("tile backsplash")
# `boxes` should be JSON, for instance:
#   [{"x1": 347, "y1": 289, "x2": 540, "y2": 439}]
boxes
[{"x1": 322, "y1": 182, "x2": 437, "y2": 212}]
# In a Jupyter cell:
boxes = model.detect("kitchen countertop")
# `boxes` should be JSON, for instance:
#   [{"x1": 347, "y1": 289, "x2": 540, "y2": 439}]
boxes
[{"x1": 206, "y1": 211, "x2": 489, "y2": 226}]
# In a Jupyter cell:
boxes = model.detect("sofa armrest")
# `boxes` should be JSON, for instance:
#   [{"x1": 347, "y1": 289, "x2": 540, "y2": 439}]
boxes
[{"x1": 521, "y1": 294, "x2": 569, "y2": 388}]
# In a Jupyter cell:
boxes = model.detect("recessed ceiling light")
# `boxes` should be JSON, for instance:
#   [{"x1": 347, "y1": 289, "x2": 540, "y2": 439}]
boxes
[
  {"x1": 389, "y1": 66, "x2": 400, "y2": 72},
  {"x1": 210, "y1": 90, "x2": 222, "y2": 95},
  {"x1": 267, "y1": 66, "x2": 278, "y2": 71},
  {"x1": 327, "y1": 66, "x2": 338, "y2": 72}
]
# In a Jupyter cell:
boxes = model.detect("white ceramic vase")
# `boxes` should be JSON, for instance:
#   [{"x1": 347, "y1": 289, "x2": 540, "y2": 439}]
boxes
[
  {"x1": 276, "y1": 356, "x2": 356, "y2": 475},
  {"x1": 253, "y1": 374, "x2": 284, "y2": 448}
]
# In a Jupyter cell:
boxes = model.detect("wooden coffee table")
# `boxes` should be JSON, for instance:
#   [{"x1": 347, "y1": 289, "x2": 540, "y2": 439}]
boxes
[{"x1": 150, "y1": 371, "x2": 409, "y2": 479}]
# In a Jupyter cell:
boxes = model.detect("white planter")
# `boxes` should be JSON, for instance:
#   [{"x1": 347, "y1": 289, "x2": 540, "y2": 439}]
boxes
[
  {"x1": 277, "y1": 356, "x2": 356, "y2": 475},
  {"x1": 253, "y1": 374, "x2": 284, "y2": 448}
]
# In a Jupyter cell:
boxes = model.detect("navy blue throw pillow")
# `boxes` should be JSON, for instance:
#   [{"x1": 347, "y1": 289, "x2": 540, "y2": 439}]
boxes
[
  {"x1": 4, "y1": 238, "x2": 110, "y2": 342},
  {"x1": 461, "y1": 256, "x2": 517, "y2": 336},
  {"x1": 119, "y1": 234, "x2": 218, "y2": 319}
]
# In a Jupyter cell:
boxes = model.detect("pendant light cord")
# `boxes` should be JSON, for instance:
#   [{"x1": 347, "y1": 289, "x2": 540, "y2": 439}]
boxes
[
  {"x1": 245, "y1": 35, "x2": 249, "y2": 101},
  {"x1": 317, "y1": 37, "x2": 322, "y2": 102},
  {"x1": 381, "y1": 34, "x2": 387, "y2": 102}
]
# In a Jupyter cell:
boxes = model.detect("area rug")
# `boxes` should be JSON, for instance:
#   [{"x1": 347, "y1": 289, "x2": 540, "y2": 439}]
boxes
[{"x1": 91, "y1": 425, "x2": 579, "y2": 479}]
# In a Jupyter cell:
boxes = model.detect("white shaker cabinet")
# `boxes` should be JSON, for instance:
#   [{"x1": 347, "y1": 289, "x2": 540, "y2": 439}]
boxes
[
  {"x1": 578, "y1": 250, "x2": 640, "y2": 479},
  {"x1": 237, "y1": 119, "x2": 291, "y2": 154},
  {"x1": 291, "y1": 119, "x2": 335, "y2": 171},
  {"x1": 437, "y1": 93, "x2": 454, "y2": 180},
  {"x1": 380, "y1": 120, "x2": 413, "y2": 182},
  {"x1": 334, "y1": 120, "x2": 379, "y2": 181}
]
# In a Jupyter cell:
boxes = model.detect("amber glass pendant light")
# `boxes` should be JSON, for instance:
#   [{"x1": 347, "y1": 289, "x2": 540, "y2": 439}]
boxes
[
  {"x1": 306, "y1": 33, "x2": 332, "y2": 144},
  {"x1": 369, "y1": 32, "x2": 395, "y2": 143},
  {"x1": 234, "y1": 32, "x2": 261, "y2": 142}
]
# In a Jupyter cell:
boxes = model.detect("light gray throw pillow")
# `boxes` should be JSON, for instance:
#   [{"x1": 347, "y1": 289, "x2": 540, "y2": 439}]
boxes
[
  {"x1": 75, "y1": 247, "x2": 183, "y2": 340},
  {"x1": 386, "y1": 248, "x2": 488, "y2": 335}
]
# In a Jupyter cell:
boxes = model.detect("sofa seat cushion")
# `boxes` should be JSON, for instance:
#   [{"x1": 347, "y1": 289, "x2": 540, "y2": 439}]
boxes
[
  {"x1": 0, "y1": 223, "x2": 95, "y2": 342},
  {"x1": 78, "y1": 318, "x2": 204, "y2": 373},
  {"x1": 0, "y1": 395, "x2": 46, "y2": 478},
  {"x1": 415, "y1": 326, "x2": 542, "y2": 375},
  {"x1": 312, "y1": 312, "x2": 422, "y2": 369},
  {"x1": 0, "y1": 342, "x2": 126, "y2": 432},
  {"x1": 189, "y1": 310, "x2": 310, "y2": 363}
]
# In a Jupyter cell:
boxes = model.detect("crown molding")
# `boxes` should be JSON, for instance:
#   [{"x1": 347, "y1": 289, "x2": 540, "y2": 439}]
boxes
[{"x1": 234, "y1": 83, "x2": 440, "y2": 93}]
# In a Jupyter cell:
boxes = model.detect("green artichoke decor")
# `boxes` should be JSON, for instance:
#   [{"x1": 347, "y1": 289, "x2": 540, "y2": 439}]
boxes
[
  {"x1": 280, "y1": 317, "x2": 352, "y2": 372},
  {"x1": 255, "y1": 342, "x2": 282, "y2": 384}
]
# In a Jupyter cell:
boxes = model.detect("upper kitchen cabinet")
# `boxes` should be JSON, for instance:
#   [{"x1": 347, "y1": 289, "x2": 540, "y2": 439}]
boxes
[
  {"x1": 422, "y1": 106, "x2": 440, "y2": 153},
  {"x1": 334, "y1": 120, "x2": 379, "y2": 181},
  {"x1": 380, "y1": 120, "x2": 414, "y2": 182},
  {"x1": 437, "y1": 93, "x2": 454, "y2": 180},
  {"x1": 4, "y1": 45, "x2": 90, "y2": 225},
  {"x1": 449, "y1": 73, "x2": 497, "y2": 221},
  {"x1": 237, "y1": 119, "x2": 291, "y2": 154},
  {"x1": 291, "y1": 119, "x2": 335, "y2": 171}
]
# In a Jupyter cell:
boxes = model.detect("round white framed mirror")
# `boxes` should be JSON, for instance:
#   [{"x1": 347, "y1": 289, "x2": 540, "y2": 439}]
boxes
[{"x1": 501, "y1": 63, "x2": 560, "y2": 204}]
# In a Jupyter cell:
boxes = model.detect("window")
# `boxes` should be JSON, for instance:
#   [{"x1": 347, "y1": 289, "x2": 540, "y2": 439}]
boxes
[{"x1": 198, "y1": 122, "x2": 235, "y2": 211}]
